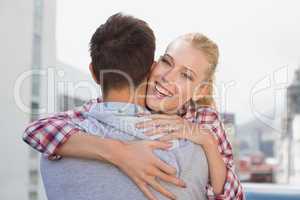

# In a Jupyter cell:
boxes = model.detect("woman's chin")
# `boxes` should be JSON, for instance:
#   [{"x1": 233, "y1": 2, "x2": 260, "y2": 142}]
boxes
[
  {"x1": 145, "y1": 99, "x2": 160, "y2": 111},
  {"x1": 146, "y1": 99, "x2": 178, "y2": 114}
]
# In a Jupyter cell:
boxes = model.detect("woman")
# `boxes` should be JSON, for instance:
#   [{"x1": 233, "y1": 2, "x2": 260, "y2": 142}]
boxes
[{"x1": 23, "y1": 33, "x2": 244, "y2": 200}]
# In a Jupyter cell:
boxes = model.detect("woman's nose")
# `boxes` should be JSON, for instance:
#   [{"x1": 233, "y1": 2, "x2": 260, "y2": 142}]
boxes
[
  {"x1": 162, "y1": 68, "x2": 177, "y2": 83},
  {"x1": 161, "y1": 70, "x2": 177, "y2": 93}
]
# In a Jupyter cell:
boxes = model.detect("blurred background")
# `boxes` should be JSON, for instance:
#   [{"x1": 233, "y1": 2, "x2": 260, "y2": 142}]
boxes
[{"x1": 1, "y1": 0, "x2": 300, "y2": 199}]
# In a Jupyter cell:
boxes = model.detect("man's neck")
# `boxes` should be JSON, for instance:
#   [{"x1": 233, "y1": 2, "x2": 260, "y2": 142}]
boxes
[{"x1": 103, "y1": 86, "x2": 146, "y2": 107}]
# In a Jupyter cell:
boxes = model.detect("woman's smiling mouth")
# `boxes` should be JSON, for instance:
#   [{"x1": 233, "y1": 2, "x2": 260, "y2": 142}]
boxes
[{"x1": 154, "y1": 81, "x2": 173, "y2": 98}]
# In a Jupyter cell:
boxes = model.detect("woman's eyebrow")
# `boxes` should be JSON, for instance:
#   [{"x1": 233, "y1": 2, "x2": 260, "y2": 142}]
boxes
[
  {"x1": 183, "y1": 66, "x2": 197, "y2": 77},
  {"x1": 164, "y1": 54, "x2": 175, "y2": 65},
  {"x1": 165, "y1": 53, "x2": 197, "y2": 77}
]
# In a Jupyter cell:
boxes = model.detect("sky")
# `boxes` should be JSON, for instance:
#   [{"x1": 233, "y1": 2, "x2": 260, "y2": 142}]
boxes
[{"x1": 56, "y1": 0, "x2": 300, "y2": 125}]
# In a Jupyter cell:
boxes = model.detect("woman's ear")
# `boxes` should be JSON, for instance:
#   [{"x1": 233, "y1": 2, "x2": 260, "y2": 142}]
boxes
[
  {"x1": 192, "y1": 82, "x2": 210, "y2": 102},
  {"x1": 89, "y1": 64, "x2": 100, "y2": 84},
  {"x1": 192, "y1": 81, "x2": 216, "y2": 107}
]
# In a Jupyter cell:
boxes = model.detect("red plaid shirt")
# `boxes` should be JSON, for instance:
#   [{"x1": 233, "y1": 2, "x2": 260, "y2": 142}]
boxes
[{"x1": 23, "y1": 98, "x2": 244, "y2": 200}]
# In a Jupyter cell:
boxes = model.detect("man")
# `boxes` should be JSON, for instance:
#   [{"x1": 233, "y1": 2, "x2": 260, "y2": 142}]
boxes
[{"x1": 39, "y1": 13, "x2": 208, "y2": 200}]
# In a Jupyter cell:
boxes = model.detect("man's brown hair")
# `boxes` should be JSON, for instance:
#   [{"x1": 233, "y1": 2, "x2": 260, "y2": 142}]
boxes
[{"x1": 89, "y1": 13, "x2": 155, "y2": 94}]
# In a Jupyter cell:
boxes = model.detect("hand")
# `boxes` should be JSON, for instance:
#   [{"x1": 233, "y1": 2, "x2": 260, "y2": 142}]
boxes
[
  {"x1": 136, "y1": 114, "x2": 227, "y2": 195},
  {"x1": 136, "y1": 114, "x2": 216, "y2": 149},
  {"x1": 114, "y1": 140, "x2": 186, "y2": 200}
]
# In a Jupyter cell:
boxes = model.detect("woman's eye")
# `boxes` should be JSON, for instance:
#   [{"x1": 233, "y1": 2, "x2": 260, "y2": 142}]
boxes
[
  {"x1": 161, "y1": 58, "x2": 171, "y2": 66},
  {"x1": 182, "y1": 73, "x2": 193, "y2": 81}
]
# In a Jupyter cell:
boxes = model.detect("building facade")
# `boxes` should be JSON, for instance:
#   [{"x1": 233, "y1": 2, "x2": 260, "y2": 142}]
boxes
[
  {"x1": 0, "y1": 1, "x2": 97, "y2": 199},
  {"x1": 277, "y1": 67, "x2": 300, "y2": 184}
]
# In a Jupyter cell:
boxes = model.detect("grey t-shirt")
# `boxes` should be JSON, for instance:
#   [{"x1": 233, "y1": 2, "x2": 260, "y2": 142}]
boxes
[{"x1": 41, "y1": 102, "x2": 208, "y2": 200}]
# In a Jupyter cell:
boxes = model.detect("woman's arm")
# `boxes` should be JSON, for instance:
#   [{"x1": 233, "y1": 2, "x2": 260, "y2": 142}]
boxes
[
  {"x1": 22, "y1": 100, "x2": 185, "y2": 200},
  {"x1": 200, "y1": 108, "x2": 244, "y2": 199},
  {"x1": 136, "y1": 109, "x2": 245, "y2": 200},
  {"x1": 194, "y1": 107, "x2": 244, "y2": 199},
  {"x1": 200, "y1": 134, "x2": 227, "y2": 195},
  {"x1": 22, "y1": 99, "x2": 98, "y2": 158}
]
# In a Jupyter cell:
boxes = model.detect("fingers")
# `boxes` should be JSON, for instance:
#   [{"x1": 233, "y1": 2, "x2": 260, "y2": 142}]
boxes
[
  {"x1": 148, "y1": 178, "x2": 176, "y2": 200},
  {"x1": 145, "y1": 141, "x2": 177, "y2": 174},
  {"x1": 136, "y1": 119, "x2": 170, "y2": 129},
  {"x1": 134, "y1": 168, "x2": 178, "y2": 200},
  {"x1": 144, "y1": 126, "x2": 179, "y2": 136},
  {"x1": 149, "y1": 114, "x2": 179, "y2": 120},
  {"x1": 159, "y1": 132, "x2": 184, "y2": 142},
  {"x1": 136, "y1": 180, "x2": 158, "y2": 200},
  {"x1": 138, "y1": 113, "x2": 179, "y2": 120},
  {"x1": 146, "y1": 140, "x2": 172, "y2": 150},
  {"x1": 154, "y1": 157, "x2": 177, "y2": 175},
  {"x1": 153, "y1": 169, "x2": 186, "y2": 188}
]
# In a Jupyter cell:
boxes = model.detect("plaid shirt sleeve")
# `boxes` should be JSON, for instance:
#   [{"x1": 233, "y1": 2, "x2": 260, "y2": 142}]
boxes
[
  {"x1": 22, "y1": 98, "x2": 101, "y2": 159},
  {"x1": 184, "y1": 106, "x2": 245, "y2": 200}
]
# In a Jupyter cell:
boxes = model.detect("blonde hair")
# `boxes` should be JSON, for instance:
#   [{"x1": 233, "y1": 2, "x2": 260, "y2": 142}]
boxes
[{"x1": 180, "y1": 33, "x2": 219, "y2": 106}]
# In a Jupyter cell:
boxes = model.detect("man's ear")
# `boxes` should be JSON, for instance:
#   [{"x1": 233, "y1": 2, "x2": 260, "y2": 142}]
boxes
[
  {"x1": 89, "y1": 64, "x2": 100, "y2": 84},
  {"x1": 146, "y1": 61, "x2": 157, "y2": 80},
  {"x1": 150, "y1": 61, "x2": 158, "y2": 71}
]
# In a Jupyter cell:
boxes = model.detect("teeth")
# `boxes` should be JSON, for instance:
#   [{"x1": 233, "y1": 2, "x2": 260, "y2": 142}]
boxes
[
  {"x1": 155, "y1": 83, "x2": 172, "y2": 97},
  {"x1": 155, "y1": 85, "x2": 166, "y2": 97}
]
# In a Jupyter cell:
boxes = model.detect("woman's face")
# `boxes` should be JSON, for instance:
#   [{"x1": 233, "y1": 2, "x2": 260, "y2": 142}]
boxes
[{"x1": 146, "y1": 39, "x2": 210, "y2": 113}]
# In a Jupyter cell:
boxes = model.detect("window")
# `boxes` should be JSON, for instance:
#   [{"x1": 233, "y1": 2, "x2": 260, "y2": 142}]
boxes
[
  {"x1": 29, "y1": 169, "x2": 39, "y2": 185},
  {"x1": 29, "y1": 190, "x2": 38, "y2": 200}
]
